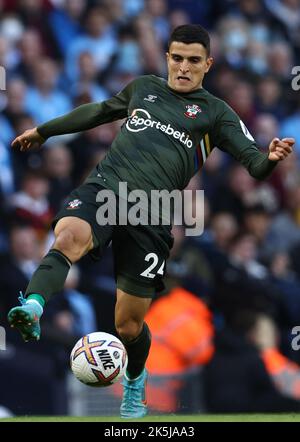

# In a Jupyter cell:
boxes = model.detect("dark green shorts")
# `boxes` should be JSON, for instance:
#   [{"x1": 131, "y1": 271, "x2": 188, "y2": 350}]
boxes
[{"x1": 53, "y1": 182, "x2": 174, "y2": 298}]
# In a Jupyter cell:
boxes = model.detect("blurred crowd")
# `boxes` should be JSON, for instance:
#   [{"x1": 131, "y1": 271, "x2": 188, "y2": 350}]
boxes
[{"x1": 1, "y1": 0, "x2": 300, "y2": 416}]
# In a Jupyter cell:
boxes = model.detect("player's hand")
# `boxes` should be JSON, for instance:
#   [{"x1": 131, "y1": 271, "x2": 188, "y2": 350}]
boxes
[
  {"x1": 11, "y1": 127, "x2": 46, "y2": 152},
  {"x1": 268, "y1": 137, "x2": 295, "y2": 162}
]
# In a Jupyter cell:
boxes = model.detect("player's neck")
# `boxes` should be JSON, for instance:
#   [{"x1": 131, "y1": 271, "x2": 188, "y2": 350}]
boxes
[{"x1": 167, "y1": 82, "x2": 204, "y2": 95}]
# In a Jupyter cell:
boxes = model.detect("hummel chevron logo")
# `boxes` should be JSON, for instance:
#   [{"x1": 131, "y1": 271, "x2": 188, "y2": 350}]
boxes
[{"x1": 144, "y1": 95, "x2": 157, "y2": 103}]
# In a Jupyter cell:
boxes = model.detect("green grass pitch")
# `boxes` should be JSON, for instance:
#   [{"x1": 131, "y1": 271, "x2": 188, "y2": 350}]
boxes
[{"x1": 1, "y1": 414, "x2": 300, "y2": 422}]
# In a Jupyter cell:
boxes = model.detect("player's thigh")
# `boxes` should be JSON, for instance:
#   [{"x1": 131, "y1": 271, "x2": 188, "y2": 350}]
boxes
[
  {"x1": 53, "y1": 182, "x2": 114, "y2": 259},
  {"x1": 113, "y1": 224, "x2": 173, "y2": 298}
]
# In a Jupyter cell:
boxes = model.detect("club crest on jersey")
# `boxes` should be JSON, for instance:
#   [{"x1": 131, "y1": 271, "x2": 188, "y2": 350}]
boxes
[
  {"x1": 67, "y1": 199, "x2": 82, "y2": 209},
  {"x1": 184, "y1": 104, "x2": 202, "y2": 119}
]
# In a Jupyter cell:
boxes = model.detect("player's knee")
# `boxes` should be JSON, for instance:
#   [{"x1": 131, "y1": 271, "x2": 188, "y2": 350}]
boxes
[
  {"x1": 116, "y1": 318, "x2": 142, "y2": 342},
  {"x1": 54, "y1": 228, "x2": 89, "y2": 262},
  {"x1": 54, "y1": 228, "x2": 76, "y2": 254}
]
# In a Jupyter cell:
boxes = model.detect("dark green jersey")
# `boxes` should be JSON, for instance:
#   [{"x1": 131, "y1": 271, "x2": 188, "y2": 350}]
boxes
[{"x1": 38, "y1": 75, "x2": 277, "y2": 195}]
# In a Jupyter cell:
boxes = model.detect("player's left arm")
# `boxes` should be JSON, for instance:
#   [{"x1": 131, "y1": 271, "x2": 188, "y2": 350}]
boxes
[
  {"x1": 235, "y1": 136, "x2": 295, "y2": 179},
  {"x1": 212, "y1": 102, "x2": 295, "y2": 180}
]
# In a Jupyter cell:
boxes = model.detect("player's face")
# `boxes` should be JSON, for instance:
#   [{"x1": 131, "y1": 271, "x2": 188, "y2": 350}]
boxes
[{"x1": 166, "y1": 42, "x2": 213, "y2": 93}]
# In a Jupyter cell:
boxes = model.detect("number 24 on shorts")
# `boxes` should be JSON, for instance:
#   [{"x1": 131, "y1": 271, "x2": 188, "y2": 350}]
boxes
[{"x1": 140, "y1": 253, "x2": 165, "y2": 279}]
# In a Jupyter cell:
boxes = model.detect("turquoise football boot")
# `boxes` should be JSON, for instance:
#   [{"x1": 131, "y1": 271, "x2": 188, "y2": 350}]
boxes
[
  {"x1": 7, "y1": 293, "x2": 42, "y2": 342},
  {"x1": 120, "y1": 368, "x2": 148, "y2": 419}
]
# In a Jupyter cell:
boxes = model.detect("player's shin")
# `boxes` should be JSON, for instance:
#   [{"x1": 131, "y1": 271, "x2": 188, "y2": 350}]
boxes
[
  {"x1": 25, "y1": 248, "x2": 72, "y2": 304},
  {"x1": 122, "y1": 322, "x2": 151, "y2": 379},
  {"x1": 8, "y1": 249, "x2": 72, "y2": 341}
]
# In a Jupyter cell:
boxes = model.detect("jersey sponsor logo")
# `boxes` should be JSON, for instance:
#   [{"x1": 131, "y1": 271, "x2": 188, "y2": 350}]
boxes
[
  {"x1": 67, "y1": 199, "x2": 83, "y2": 209},
  {"x1": 126, "y1": 109, "x2": 193, "y2": 148},
  {"x1": 184, "y1": 104, "x2": 202, "y2": 119}
]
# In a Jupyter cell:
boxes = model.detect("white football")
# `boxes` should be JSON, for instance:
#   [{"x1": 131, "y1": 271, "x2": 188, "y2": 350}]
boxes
[{"x1": 70, "y1": 332, "x2": 128, "y2": 387}]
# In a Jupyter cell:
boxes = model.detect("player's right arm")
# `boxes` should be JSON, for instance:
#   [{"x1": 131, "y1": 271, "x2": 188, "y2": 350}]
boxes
[
  {"x1": 11, "y1": 80, "x2": 135, "y2": 151},
  {"x1": 11, "y1": 127, "x2": 46, "y2": 151}
]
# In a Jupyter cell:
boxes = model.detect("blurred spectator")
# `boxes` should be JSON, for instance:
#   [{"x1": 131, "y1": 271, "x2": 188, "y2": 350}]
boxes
[
  {"x1": 0, "y1": 34, "x2": 16, "y2": 72},
  {"x1": 255, "y1": 77, "x2": 285, "y2": 119},
  {"x1": 209, "y1": 63, "x2": 240, "y2": 99},
  {"x1": 280, "y1": 102, "x2": 300, "y2": 157},
  {"x1": 204, "y1": 311, "x2": 300, "y2": 412},
  {"x1": 210, "y1": 212, "x2": 239, "y2": 253},
  {"x1": 0, "y1": 139, "x2": 15, "y2": 198},
  {"x1": 10, "y1": 112, "x2": 42, "y2": 185},
  {"x1": 0, "y1": 17, "x2": 23, "y2": 72},
  {"x1": 0, "y1": 225, "x2": 40, "y2": 317},
  {"x1": 145, "y1": 286, "x2": 214, "y2": 412},
  {"x1": 211, "y1": 164, "x2": 257, "y2": 223},
  {"x1": 264, "y1": 0, "x2": 300, "y2": 50},
  {"x1": 134, "y1": 12, "x2": 165, "y2": 74},
  {"x1": 123, "y1": 0, "x2": 145, "y2": 17},
  {"x1": 197, "y1": 230, "x2": 283, "y2": 327},
  {"x1": 102, "y1": 0, "x2": 128, "y2": 28},
  {"x1": 202, "y1": 148, "x2": 227, "y2": 201},
  {"x1": 12, "y1": 29, "x2": 45, "y2": 83},
  {"x1": 225, "y1": 80, "x2": 256, "y2": 128},
  {"x1": 145, "y1": 0, "x2": 170, "y2": 45},
  {"x1": 231, "y1": 0, "x2": 269, "y2": 23},
  {"x1": 165, "y1": 225, "x2": 213, "y2": 296},
  {"x1": 24, "y1": 57, "x2": 71, "y2": 124},
  {"x1": 217, "y1": 15, "x2": 250, "y2": 69},
  {"x1": 2, "y1": 78, "x2": 27, "y2": 126},
  {"x1": 264, "y1": 183, "x2": 300, "y2": 257},
  {"x1": 246, "y1": 40, "x2": 269, "y2": 75},
  {"x1": 252, "y1": 113, "x2": 279, "y2": 150},
  {"x1": 70, "y1": 51, "x2": 109, "y2": 102},
  {"x1": 168, "y1": 9, "x2": 191, "y2": 31},
  {"x1": 65, "y1": 6, "x2": 117, "y2": 83},
  {"x1": 267, "y1": 41, "x2": 294, "y2": 80},
  {"x1": 243, "y1": 204, "x2": 272, "y2": 256},
  {"x1": 229, "y1": 232, "x2": 269, "y2": 279},
  {"x1": 268, "y1": 251, "x2": 300, "y2": 349},
  {"x1": 10, "y1": 169, "x2": 54, "y2": 239},
  {"x1": 48, "y1": 0, "x2": 86, "y2": 58},
  {"x1": 11, "y1": 0, "x2": 56, "y2": 56},
  {"x1": 104, "y1": 71, "x2": 137, "y2": 97},
  {"x1": 0, "y1": 113, "x2": 14, "y2": 149},
  {"x1": 42, "y1": 143, "x2": 73, "y2": 212},
  {"x1": 268, "y1": 150, "x2": 300, "y2": 208},
  {"x1": 110, "y1": 25, "x2": 142, "y2": 76},
  {"x1": 167, "y1": 0, "x2": 215, "y2": 27},
  {"x1": 251, "y1": 313, "x2": 300, "y2": 402},
  {"x1": 1, "y1": 78, "x2": 28, "y2": 152}
]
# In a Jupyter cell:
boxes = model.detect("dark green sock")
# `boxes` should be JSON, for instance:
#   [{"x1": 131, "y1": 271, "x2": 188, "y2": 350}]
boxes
[
  {"x1": 122, "y1": 323, "x2": 151, "y2": 379},
  {"x1": 25, "y1": 249, "x2": 72, "y2": 303}
]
